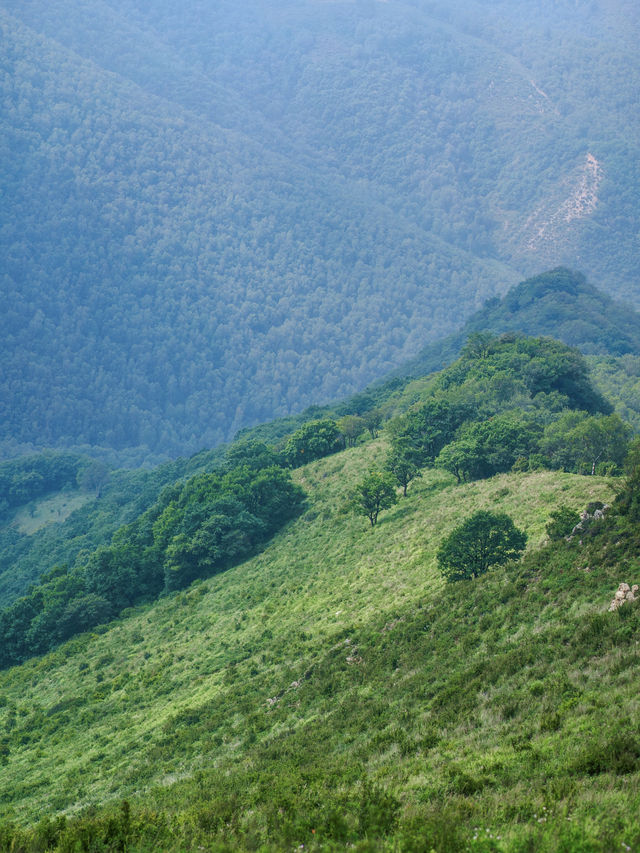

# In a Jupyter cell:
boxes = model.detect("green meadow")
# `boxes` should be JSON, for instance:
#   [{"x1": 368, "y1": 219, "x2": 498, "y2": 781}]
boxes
[
  {"x1": 2, "y1": 435, "x2": 634, "y2": 851},
  {"x1": 11, "y1": 492, "x2": 93, "y2": 537}
]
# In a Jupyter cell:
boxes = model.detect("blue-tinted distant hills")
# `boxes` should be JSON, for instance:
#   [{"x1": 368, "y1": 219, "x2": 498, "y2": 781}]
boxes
[
  {"x1": 1, "y1": 0, "x2": 639, "y2": 459},
  {"x1": 387, "y1": 268, "x2": 640, "y2": 383}
]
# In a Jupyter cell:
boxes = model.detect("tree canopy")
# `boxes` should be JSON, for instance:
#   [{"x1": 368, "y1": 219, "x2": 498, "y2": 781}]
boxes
[
  {"x1": 0, "y1": 462, "x2": 305, "y2": 669},
  {"x1": 437, "y1": 511, "x2": 527, "y2": 582},
  {"x1": 2, "y1": 0, "x2": 640, "y2": 461},
  {"x1": 353, "y1": 471, "x2": 398, "y2": 528}
]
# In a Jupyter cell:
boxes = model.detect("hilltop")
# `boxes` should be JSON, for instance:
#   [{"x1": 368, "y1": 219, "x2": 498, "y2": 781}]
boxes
[{"x1": 387, "y1": 268, "x2": 640, "y2": 381}]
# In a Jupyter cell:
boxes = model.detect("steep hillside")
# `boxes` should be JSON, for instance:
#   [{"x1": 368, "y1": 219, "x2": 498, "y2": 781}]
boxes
[
  {"x1": 2, "y1": 0, "x2": 640, "y2": 459},
  {"x1": 0, "y1": 440, "x2": 622, "y2": 850},
  {"x1": 0, "y1": 448, "x2": 225, "y2": 609},
  {"x1": 0, "y1": 333, "x2": 622, "y2": 624},
  {"x1": 389, "y1": 268, "x2": 640, "y2": 382}
]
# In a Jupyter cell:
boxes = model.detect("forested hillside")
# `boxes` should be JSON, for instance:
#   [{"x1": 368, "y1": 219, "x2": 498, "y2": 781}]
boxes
[
  {"x1": 1, "y1": 328, "x2": 640, "y2": 848},
  {"x1": 2, "y1": 0, "x2": 639, "y2": 460},
  {"x1": 0, "y1": 333, "x2": 630, "y2": 662},
  {"x1": 389, "y1": 268, "x2": 640, "y2": 380},
  {"x1": 0, "y1": 448, "x2": 227, "y2": 609}
]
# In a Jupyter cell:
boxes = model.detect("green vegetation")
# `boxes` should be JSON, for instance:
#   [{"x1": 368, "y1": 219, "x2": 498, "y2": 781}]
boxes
[
  {"x1": 437, "y1": 510, "x2": 527, "y2": 581},
  {"x1": 2, "y1": 0, "x2": 640, "y2": 462},
  {"x1": 0, "y1": 453, "x2": 89, "y2": 518},
  {"x1": 0, "y1": 463, "x2": 304, "y2": 669},
  {"x1": 545, "y1": 505, "x2": 581, "y2": 541},
  {"x1": 11, "y1": 491, "x2": 92, "y2": 536},
  {"x1": 386, "y1": 334, "x2": 629, "y2": 486},
  {"x1": 587, "y1": 354, "x2": 640, "y2": 432},
  {"x1": 392, "y1": 268, "x2": 640, "y2": 384},
  {"x1": 352, "y1": 469, "x2": 398, "y2": 527},
  {"x1": 281, "y1": 419, "x2": 344, "y2": 468},
  {"x1": 0, "y1": 437, "x2": 625, "y2": 850},
  {"x1": 0, "y1": 332, "x2": 631, "y2": 666},
  {"x1": 0, "y1": 449, "x2": 227, "y2": 609}
]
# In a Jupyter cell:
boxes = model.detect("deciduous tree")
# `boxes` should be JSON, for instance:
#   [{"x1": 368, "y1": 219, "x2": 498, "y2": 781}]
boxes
[
  {"x1": 437, "y1": 510, "x2": 526, "y2": 581},
  {"x1": 353, "y1": 471, "x2": 398, "y2": 527}
]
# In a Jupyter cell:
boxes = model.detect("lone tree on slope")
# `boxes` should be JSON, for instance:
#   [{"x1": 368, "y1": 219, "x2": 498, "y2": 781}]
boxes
[
  {"x1": 353, "y1": 470, "x2": 398, "y2": 527},
  {"x1": 437, "y1": 510, "x2": 526, "y2": 582}
]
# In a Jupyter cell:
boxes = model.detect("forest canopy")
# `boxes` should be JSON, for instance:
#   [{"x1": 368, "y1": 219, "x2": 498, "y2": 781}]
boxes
[{"x1": 2, "y1": 0, "x2": 640, "y2": 460}]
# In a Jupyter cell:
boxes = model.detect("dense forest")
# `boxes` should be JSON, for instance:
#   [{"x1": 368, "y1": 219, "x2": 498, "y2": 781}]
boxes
[
  {"x1": 390, "y1": 268, "x2": 640, "y2": 381},
  {"x1": 3, "y1": 270, "x2": 640, "y2": 610},
  {"x1": 2, "y1": 0, "x2": 639, "y2": 460}
]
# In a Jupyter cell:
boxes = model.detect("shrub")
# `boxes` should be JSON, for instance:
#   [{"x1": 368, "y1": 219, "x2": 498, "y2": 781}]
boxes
[{"x1": 546, "y1": 505, "x2": 580, "y2": 540}]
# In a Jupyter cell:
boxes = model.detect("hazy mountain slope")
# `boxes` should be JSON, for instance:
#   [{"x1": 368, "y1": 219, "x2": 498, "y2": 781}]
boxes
[
  {"x1": 0, "y1": 440, "x2": 616, "y2": 837},
  {"x1": 0, "y1": 447, "x2": 225, "y2": 609},
  {"x1": 387, "y1": 268, "x2": 640, "y2": 382},
  {"x1": 587, "y1": 355, "x2": 640, "y2": 432},
  {"x1": 2, "y1": 0, "x2": 639, "y2": 459}
]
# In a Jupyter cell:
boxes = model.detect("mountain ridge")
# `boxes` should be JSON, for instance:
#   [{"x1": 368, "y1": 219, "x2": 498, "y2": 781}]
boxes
[{"x1": 385, "y1": 268, "x2": 640, "y2": 383}]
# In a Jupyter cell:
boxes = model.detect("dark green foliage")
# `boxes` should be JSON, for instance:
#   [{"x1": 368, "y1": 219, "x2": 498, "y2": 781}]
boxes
[
  {"x1": 574, "y1": 731, "x2": 640, "y2": 776},
  {"x1": 357, "y1": 781, "x2": 400, "y2": 837},
  {"x1": 391, "y1": 334, "x2": 623, "y2": 483},
  {"x1": 0, "y1": 453, "x2": 89, "y2": 514},
  {"x1": 0, "y1": 452, "x2": 224, "y2": 609},
  {"x1": 393, "y1": 269, "x2": 640, "y2": 383},
  {"x1": 546, "y1": 506, "x2": 580, "y2": 540},
  {"x1": 282, "y1": 419, "x2": 344, "y2": 468},
  {"x1": 3, "y1": 0, "x2": 640, "y2": 462},
  {"x1": 224, "y1": 440, "x2": 282, "y2": 472},
  {"x1": 389, "y1": 399, "x2": 471, "y2": 468},
  {"x1": 434, "y1": 437, "x2": 481, "y2": 484},
  {"x1": 0, "y1": 465, "x2": 305, "y2": 668},
  {"x1": 337, "y1": 415, "x2": 367, "y2": 448},
  {"x1": 353, "y1": 470, "x2": 398, "y2": 527},
  {"x1": 385, "y1": 442, "x2": 422, "y2": 496},
  {"x1": 163, "y1": 496, "x2": 265, "y2": 593},
  {"x1": 436, "y1": 334, "x2": 611, "y2": 415},
  {"x1": 540, "y1": 411, "x2": 631, "y2": 474},
  {"x1": 76, "y1": 460, "x2": 110, "y2": 496},
  {"x1": 437, "y1": 511, "x2": 527, "y2": 581},
  {"x1": 362, "y1": 408, "x2": 384, "y2": 438},
  {"x1": 439, "y1": 413, "x2": 542, "y2": 481}
]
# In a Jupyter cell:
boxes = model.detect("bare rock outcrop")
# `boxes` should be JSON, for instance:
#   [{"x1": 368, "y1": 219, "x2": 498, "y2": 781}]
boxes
[
  {"x1": 566, "y1": 503, "x2": 610, "y2": 541},
  {"x1": 609, "y1": 583, "x2": 639, "y2": 611}
]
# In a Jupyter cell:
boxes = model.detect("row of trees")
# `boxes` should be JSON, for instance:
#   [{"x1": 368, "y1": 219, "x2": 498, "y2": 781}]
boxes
[{"x1": 0, "y1": 460, "x2": 305, "y2": 669}]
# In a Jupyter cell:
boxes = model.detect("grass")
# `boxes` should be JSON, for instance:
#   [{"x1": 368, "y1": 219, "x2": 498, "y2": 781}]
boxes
[
  {"x1": 10, "y1": 490, "x2": 93, "y2": 536},
  {"x1": 0, "y1": 438, "x2": 632, "y2": 851}
]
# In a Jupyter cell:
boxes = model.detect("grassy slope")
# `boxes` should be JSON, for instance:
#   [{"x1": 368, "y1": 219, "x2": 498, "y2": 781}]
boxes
[
  {"x1": 0, "y1": 439, "x2": 622, "y2": 843},
  {"x1": 10, "y1": 491, "x2": 93, "y2": 536}
]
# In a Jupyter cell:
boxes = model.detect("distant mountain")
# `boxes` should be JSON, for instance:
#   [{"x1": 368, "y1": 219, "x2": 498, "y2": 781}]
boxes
[
  {"x1": 387, "y1": 268, "x2": 640, "y2": 382},
  {"x1": 2, "y1": 0, "x2": 639, "y2": 460}
]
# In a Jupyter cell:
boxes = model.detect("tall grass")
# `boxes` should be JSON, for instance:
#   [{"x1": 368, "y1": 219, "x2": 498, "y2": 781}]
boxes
[{"x1": 1, "y1": 441, "x2": 631, "y2": 851}]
